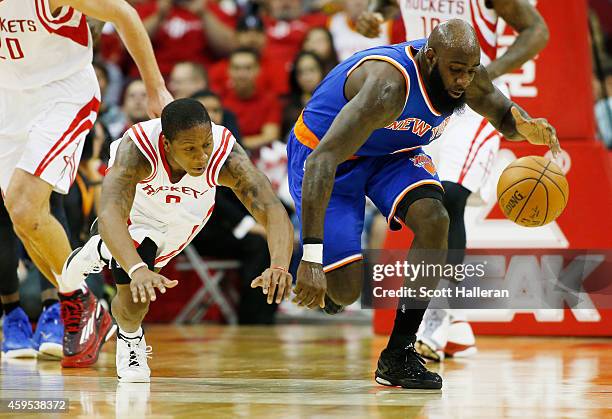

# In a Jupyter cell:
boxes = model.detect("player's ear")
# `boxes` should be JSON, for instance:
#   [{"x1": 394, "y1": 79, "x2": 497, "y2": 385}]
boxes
[
  {"x1": 161, "y1": 134, "x2": 171, "y2": 152},
  {"x1": 425, "y1": 48, "x2": 437, "y2": 67}
]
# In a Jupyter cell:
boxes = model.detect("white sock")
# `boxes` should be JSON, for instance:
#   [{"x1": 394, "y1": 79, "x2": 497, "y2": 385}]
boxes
[{"x1": 120, "y1": 327, "x2": 143, "y2": 339}]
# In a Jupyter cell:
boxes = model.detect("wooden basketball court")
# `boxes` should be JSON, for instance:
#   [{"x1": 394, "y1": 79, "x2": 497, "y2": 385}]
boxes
[{"x1": 1, "y1": 325, "x2": 611, "y2": 418}]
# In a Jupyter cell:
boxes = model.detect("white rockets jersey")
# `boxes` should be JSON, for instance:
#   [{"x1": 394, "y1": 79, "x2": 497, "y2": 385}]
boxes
[
  {"x1": 398, "y1": 0, "x2": 499, "y2": 65},
  {"x1": 328, "y1": 12, "x2": 392, "y2": 61},
  {"x1": 0, "y1": 0, "x2": 92, "y2": 89},
  {"x1": 108, "y1": 119, "x2": 236, "y2": 236}
]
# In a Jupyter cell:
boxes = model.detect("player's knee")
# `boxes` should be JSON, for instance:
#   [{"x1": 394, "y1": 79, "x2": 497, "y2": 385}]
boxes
[
  {"x1": 407, "y1": 199, "x2": 449, "y2": 245},
  {"x1": 113, "y1": 288, "x2": 150, "y2": 321},
  {"x1": 5, "y1": 195, "x2": 44, "y2": 235}
]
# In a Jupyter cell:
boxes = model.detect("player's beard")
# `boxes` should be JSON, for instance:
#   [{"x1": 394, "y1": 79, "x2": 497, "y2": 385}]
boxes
[{"x1": 427, "y1": 63, "x2": 466, "y2": 115}]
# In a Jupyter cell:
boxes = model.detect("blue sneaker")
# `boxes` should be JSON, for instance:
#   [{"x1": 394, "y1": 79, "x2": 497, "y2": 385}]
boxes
[
  {"x1": 33, "y1": 303, "x2": 63, "y2": 359},
  {"x1": 1, "y1": 307, "x2": 37, "y2": 358}
]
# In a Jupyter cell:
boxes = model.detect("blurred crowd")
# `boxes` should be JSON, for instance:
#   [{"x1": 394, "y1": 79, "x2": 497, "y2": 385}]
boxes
[{"x1": 2, "y1": 0, "x2": 404, "y2": 325}]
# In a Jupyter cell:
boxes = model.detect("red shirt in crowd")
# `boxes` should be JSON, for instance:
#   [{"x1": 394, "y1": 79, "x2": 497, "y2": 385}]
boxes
[
  {"x1": 209, "y1": 52, "x2": 289, "y2": 97},
  {"x1": 220, "y1": 85, "x2": 281, "y2": 137},
  {"x1": 262, "y1": 13, "x2": 327, "y2": 83},
  {"x1": 98, "y1": 1, "x2": 236, "y2": 77}
]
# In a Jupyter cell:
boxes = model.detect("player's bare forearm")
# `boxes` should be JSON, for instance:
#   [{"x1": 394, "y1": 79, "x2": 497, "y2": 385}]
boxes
[
  {"x1": 302, "y1": 61, "x2": 406, "y2": 240},
  {"x1": 218, "y1": 144, "x2": 293, "y2": 268},
  {"x1": 98, "y1": 137, "x2": 150, "y2": 271},
  {"x1": 487, "y1": 0, "x2": 549, "y2": 79},
  {"x1": 57, "y1": 0, "x2": 165, "y2": 92}
]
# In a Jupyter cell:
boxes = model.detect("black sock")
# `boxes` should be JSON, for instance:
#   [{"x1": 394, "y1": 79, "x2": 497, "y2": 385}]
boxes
[
  {"x1": 387, "y1": 307, "x2": 426, "y2": 350},
  {"x1": 2, "y1": 301, "x2": 20, "y2": 315},
  {"x1": 42, "y1": 298, "x2": 58, "y2": 309}
]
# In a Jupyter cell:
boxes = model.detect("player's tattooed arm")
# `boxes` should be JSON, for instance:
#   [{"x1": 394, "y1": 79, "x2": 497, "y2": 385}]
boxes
[
  {"x1": 466, "y1": 66, "x2": 560, "y2": 155},
  {"x1": 98, "y1": 134, "x2": 151, "y2": 274},
  {"x1": 487, "y1": 0, "x2": 549, "y2": 80},
  {"x1": 218, "y1": 143, "x2": 293, "y2": 272},
  {"x1": 301, "y1": 60, "x2": 406, "y2": 241}
]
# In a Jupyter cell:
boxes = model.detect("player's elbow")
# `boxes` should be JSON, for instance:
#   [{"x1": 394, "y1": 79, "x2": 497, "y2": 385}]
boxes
[
  {"x1": 108, "y1": 1, "x2": 140, "y2": 29},
  {"x1": 531, "y1": 16, "x2": 550, "y2": 50}
]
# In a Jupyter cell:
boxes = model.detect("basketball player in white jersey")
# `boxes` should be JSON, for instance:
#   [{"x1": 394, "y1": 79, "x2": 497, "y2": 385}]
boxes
[
  {"x1": 356, "y1": 0, "x2": 549, "y2": 360},
  {"x1": 61, "y1": 99, "x2": 293, "y2": 382},
  {"x1": 0, "y1": 0, "x2": 172, "y2": 366}
]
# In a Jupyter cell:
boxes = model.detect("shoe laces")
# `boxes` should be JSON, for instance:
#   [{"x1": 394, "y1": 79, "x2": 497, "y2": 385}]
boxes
[
  {"x1": 120, "y1": 334, "x2": 152, "y2": 367},
  {"x1": 87, "y1": 257, "x2": 107, "y2": 274},
  {"x1": 389, "y1": 345, "x2": 428, "y2": 373},
  {"x1": 61, "y1": 297, "x2": 86, "y2": 334}
]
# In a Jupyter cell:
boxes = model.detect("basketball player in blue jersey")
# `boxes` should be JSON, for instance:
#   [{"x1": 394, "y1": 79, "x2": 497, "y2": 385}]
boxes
[{"x1": 285, "y1": 20, "x2": 559, "y2": 389}]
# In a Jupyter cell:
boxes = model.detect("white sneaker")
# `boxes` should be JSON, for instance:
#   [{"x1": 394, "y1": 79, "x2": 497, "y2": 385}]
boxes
[
  {"x1": 446, "y1": 314, "x2": 477, "y2": 358},
  {"x1": 415, "y1": 309, "x2": 450, "y2": 362},
  {"x1": 116, "y1": 330, "x2": 151, "y2": 383},
  {"x1": 62, "y1": 235, "x2": 107, "y2": 289}
]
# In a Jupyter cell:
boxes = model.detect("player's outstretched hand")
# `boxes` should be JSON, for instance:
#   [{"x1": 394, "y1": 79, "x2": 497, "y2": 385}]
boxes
[
  {"x1": 293, "y1": 261, "x2": 326, "y2": 309},
  {"x1": 355, "y1": 12, "x2": 383, "y2": 38},
  {"x1": 147, "y1": 86, "x2": 174, "y2": 118},
  {"x1": 251, "y1": 267, "x2": 293, "y2": 304},
  {"x1": 130, "y1": 269, "x2": 178, "y2": 304},
  {"x1": 511, "y1": 107, "x2": 561, "y2": 157}
]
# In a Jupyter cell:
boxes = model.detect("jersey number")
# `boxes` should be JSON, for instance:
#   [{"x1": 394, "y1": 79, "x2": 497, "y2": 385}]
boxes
[
  {"x1": 0, "y1": 37, "x2": 25, "y2": 60},
  {"x1": 420, "y1": 17, "x2": 441, "y2": 37},
  {"x1": 166, "y1": 195, "x2": 181, "y2": 204}
]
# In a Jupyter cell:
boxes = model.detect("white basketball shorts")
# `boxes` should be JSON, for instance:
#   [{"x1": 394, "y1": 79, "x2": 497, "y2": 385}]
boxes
[{"x1": 0, "y1": 65, "x2": 100, "y2": 194}]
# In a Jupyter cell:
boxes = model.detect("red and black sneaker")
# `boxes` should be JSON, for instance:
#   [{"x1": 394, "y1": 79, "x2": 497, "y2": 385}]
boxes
[{"x1": 59, "y1": 289, "x2": 116, "y2": 368}]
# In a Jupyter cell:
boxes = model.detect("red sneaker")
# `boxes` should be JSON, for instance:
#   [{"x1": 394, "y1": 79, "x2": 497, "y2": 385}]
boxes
[{"x1": 60, "y1": 289, "x2": 116, "y2": 367}]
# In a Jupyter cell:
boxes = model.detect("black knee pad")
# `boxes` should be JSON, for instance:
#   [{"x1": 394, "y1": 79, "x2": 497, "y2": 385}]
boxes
[
  {"x1": 393, "y1": 185, "x2": 444, "y2": 229},
  {"x1": 112, "y1": 238, "x2": 158, "y2": 285}
]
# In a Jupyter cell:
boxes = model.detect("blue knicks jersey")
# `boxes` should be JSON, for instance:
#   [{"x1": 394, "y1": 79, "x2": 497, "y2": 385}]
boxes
[{"x1": 294, "y1": 39, "x2": 453, "y2": 157}]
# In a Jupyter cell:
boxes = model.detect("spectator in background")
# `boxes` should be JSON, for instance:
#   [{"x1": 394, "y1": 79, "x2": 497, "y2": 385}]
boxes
[
  {"x1": 262, "y1": 0, "x2": 327, "y2": 79},
  {"x1": 169, "y1": 61, "x2": 209, "y2": 99},
  {"x1": 281, "y1": 51, "x2": 324, "y2": 140},
  {"x1": 302, "y1": 27, "x2": 340, "y2": 75},
  {"x1": 221, "y1": 48, "x2": 281, "y2": 153},
  {"x1": 191, "y1": 89, "x2": 242, "y2": 142},
  {"x1": 594, "y1": 69, "x2": 612, "y2": 148},
  {"x1": 128, "y1": 0, "x2": 237, "y2": 77},
  {"x1": 209, "y1": 14, "x2": 290, "y2": 96},
  {"x1": 122, "y1": 79, "x2": 150, "y2": 129},
  {"x1": 94, "y1": 61, "x2": 127, "y2": 139},
  {"x1": 328, "y1": 0, "x2": 405, "y2": 60}
]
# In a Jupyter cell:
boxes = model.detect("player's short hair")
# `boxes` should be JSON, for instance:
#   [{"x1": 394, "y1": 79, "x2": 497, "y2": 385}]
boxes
[{"x1": 161, "y1": 98, "x2": 211, "y2": 141}]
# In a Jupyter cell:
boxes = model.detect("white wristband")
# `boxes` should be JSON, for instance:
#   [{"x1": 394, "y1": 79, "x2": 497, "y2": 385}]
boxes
[
  {"x1": 128, "y1": 262, "x2": 148, "y2": 279},
  {"x1": 302, "y1": 244, "x2": 323, "y2": 264}
]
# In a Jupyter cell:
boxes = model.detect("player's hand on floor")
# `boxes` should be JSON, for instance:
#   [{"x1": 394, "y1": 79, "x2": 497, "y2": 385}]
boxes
[
  {"x1": 511, "y1": 107, "x2": 561, "y2": 157},
  {"x1": 293, "y1": 261, "x2": 326, "y2": 309},
  {"x1": 355, "y1": 12, "x2": 383, "y2": 38},
  {"x1": 251, "y1": 267, "x2": 293, "y2": 304},
  {"x1": 146, "y1": 86, "x2": 174, "y2": 118},
  {"x1": 130, "y1": 269, "x2": 178, "y2": 303}
]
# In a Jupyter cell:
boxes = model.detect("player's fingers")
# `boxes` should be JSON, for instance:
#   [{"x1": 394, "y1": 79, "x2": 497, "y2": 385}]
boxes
[
  {"x1": 162, "y1": 277, "x2": 179, "y2": 288},
  {"x1": 130, "y1": 285, "x2": 139, "y2": 304},
  {"x1": 511, "y1": 106, "x2": 525, "y2": 124},
  {"x1": 137, "y1": 284, "x2": 148, "y2": 303},
  {"x1": 145, "y1": 283, "x2": 156, "y2": 302},
  {"x1": 251, "y1": 276, "x2": 263, "y2": 288},
  {"x1": 319, "y1": 292, "x2": 326, "y2": 309},
  {"x1": 152, "y1": 277, "x2": 166, "y2": 294},
  {"x1": 267, "y1": 273, "x2": 279, "y2": 304},
  {"x1": 275, "y1": 276, "x2": 287, "y2": 304}
]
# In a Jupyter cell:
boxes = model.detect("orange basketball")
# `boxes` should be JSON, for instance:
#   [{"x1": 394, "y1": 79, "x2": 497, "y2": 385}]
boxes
[{"x1": 496, "y1": 156, "x2": 569, "y2": 227}]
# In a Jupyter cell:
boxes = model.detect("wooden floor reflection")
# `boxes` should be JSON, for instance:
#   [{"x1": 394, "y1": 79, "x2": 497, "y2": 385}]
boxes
[{"x1": 1, "y1": 325, "x2": 611, "y2": 418}]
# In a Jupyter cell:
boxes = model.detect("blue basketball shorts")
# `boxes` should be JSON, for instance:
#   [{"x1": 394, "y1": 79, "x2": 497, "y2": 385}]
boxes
[{"x1": 287, "y1": 130, "x2": 443, "y2": 272}]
